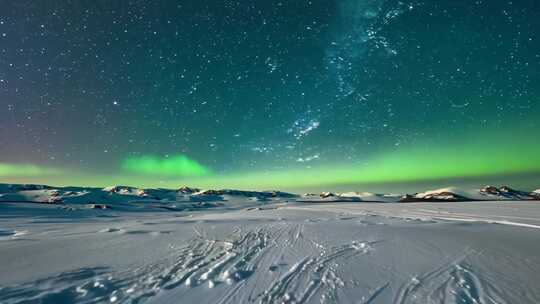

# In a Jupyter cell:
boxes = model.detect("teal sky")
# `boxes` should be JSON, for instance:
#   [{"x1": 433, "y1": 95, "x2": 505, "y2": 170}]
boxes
[{"x1": 1, "y1": 0, "x2": 539, "y2": 191}]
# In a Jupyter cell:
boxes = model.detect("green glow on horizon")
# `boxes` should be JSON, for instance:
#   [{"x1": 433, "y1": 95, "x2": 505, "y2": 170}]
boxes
[
  {"x1": 121, "y1": 154, "x2": 210, "y2": 177},
  {"x1": 0, "y1": 163, "x2": 61, "y2": 177},
  {"x1": 3, "y1": 141, "x2": 538, "y2": 190},
  {"x1": 204, "y1": 142, "x2": 540, "y2": 189},
  {"x1": 1, "y1": 127, "x2": 539, "y2": 190}
]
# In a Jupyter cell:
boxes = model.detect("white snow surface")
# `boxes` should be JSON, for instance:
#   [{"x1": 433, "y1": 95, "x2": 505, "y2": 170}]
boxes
[{"x1": 1, "y1": 183, "x2": 540, "y2": 303}]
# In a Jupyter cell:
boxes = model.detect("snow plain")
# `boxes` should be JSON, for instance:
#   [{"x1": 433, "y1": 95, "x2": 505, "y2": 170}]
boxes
[{"x1": 1, "y1": 184, "x2": 540, "y2": 304}]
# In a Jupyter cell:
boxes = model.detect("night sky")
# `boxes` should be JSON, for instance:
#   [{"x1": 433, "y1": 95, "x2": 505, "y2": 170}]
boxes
[{"x1": 1, "y1": 0, "x2": 540, "y2": 191}]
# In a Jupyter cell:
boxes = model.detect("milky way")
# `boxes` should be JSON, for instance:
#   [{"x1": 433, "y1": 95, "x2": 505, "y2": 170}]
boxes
[{"x1": 1, "y1": 1, "x2": 539, "y2": 191}]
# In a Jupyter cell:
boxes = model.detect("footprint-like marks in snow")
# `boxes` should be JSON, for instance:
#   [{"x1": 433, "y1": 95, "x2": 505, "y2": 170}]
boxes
[
  {"x1": 1, "y1": 225, "x2": 380, "y2": 304},
  {"x1": 259, "y1": 239, "x2": 377, "y2": 304},
  {"x1": 395, "y1": 261, "x2": 507, "y2": 304}
]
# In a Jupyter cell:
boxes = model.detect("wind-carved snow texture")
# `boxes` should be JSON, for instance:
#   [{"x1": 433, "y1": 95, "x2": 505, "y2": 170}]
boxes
[
  {"x1": 157, "y1": 224, "x2": 375, "y2": 304},
  {"x1": 0, "y1": 228, "x2": 268, "y2": 303},
  {"x1": 0, "y1": 223, "x2": 377, "y2": 304},
  {"x1": 258, "y1": 223, "x2": 376, "y2": 304},
  {"x1": 0, "y1": 267, "x2": 115, "y2": 304},
  {"x1": 395, "y1": 256, "x2": 507, "y2": 304},
  {"x1": 0, "y1": 229, "x2": 28, "y2": 241},
  {"x1": 2, "y1": 189, "x2": 540, "y2": 304}
]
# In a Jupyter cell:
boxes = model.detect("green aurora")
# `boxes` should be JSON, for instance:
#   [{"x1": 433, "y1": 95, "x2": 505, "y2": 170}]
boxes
[
  {"x1": 122, "y1": 155, "x2": 210, "y2": 177},
  {"x1": 2, "y1": 130, "x2": 539, "y2": 191},
  {"x1": 0, "y1": 163, "x2": 61, "y2": 177}
]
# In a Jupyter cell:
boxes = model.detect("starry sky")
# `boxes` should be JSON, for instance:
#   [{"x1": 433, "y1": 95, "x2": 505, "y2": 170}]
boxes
[{"x1": 1, "y1": 0, "x2": 540, "y2": 192}]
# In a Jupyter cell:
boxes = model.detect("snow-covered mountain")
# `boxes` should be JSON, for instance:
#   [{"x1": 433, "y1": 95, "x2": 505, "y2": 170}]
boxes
[
  {"x1": 1, "y1": 183, "x2": 538, "y2": 209},
  {"x1": 306, "y1": 186, "x2": 540, "y2": 203},
  {"x1": 0, "y1": 183, "x2": 297, "y2": 212},
  {"x1": 396, "y1": 186, "x2": 540, "y2": 202}
]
